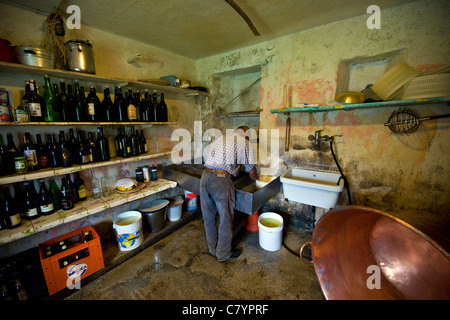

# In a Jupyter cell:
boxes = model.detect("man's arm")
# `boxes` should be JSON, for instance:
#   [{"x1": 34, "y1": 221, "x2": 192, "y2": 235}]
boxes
[{"x1": 248, "y1": 167, "x2": 259, "y2": 181}]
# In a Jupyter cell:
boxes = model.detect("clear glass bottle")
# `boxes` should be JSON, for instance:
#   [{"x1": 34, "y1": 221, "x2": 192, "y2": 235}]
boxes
[{"x1": 90, "y1": 170, "x2": 101, "y2": 199}]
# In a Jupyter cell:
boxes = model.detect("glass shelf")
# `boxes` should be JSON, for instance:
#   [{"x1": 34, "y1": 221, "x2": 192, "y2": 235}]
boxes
[{"x1": 270, "y1": 96, "x2": 450, "y2": 114}]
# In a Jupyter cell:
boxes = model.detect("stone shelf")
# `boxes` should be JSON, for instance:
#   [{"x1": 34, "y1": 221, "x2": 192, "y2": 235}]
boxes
[
  {"x1": 0, "y1": 178, "x2": 177, "y2": 245},
  {"x1": 0, "y1": 150, "x2": 174, "y2": 186}
]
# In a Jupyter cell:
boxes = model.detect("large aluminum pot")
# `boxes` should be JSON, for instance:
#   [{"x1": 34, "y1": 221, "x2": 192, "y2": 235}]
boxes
[
  {"x1": 65, "y1": 39, "x2": 95, "y2": 74},
  {"x1": 300, "y1": 205, "x2": 450, "y2": 300},
  {"x1": 14, "y1": 45, "x2": 55, "y2": 68}
]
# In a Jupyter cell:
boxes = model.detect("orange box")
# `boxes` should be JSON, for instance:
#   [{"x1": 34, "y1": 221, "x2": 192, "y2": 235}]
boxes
[{"x1": 39, "y1": 226, "x2": 105, "y2": 296}]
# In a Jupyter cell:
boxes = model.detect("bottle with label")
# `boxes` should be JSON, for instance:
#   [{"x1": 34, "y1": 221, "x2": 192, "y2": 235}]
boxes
[
  {"x1": 7, "y1": 134, "x2": 20, "y2": 174},
  {"x1": 142, "y1": 166, "x2": 149, "y2": 182},
  {"x1": 38, "y1": 179, "x2": 55, "y2": 216},
  {"x1": 46, "y1": 133, "x2": 61, "y2": 168},
  {"x1": 43, "y1": 75, "x2": 59, "y2": 122},
  {"x1": 48, "y1": 178, "x2": 61, "y2": 211},
  {"x1": 66, "y1": 174, "x2": 78, "y2": 204},
  {"x1": 0, "y1": 135, "x2": 12, "y2": 176},
  {"x1": 60, "y1": 177, "x2": 74, "y2": 210},
  {"x1": 74, "y1": 81, "x2": 86, "y2": 122},
  {"x1": 21, "y1": 132, "x2": 38, "y2": 171},
  {"x1": 24, "y1": 181, "x2": 40, "y2": 220},
  {"x1": 102, "y1": 86, "x2": 116, "y2": 122},
  {"x1": 58, "y1": 131, "x2": 72, "y2": 167},
  {"x1": 90, "y1": 170, "x2": 101, "y2": 199},
  {"x1": 87, "y1": 132, "x2": 98, "y2": 163},
  {"x1": 13, "y1": 183, "x2": 25, "y2": 219},
  {"x1": 96, "y1": 127, "x2": 110, "y2": 161},
  {"x1": 129, "y1": 127, "x2": 140, "y2": 156},
  {"x1": 126, "y1": 88, "x2": 137, "y2": 122},
  {"x1": 86, "y1": 85, "x2": 101, "y2": 122},
  {"x1": 74, "y1": 172, "x2": 87, "y2": 201},
  {"x1": 36, "y1": 134, "x2": 49, "y2": 169},
  {"x1": 135, "y1": 167, "x2": 144, "y2": 182},
  {"x1": 160, "y1": 91, "x2": 168, "y2": 122},
  {"x1": 115, "y1": 86, "x2": 127, "y2": 122},
  {"x1": 116, "y1": 126, "x2": 129, "y2": 158},
  {"x1": 139, "y1": 129, "x2": 148, "y2": 154},
  {"x1": 151, "y1": 164, "x2": 157, "y2": 181},
  {"x1": 2, "y1": 186, "x2": 22, "y2": 228},
  {"x1": 28, "y1": 80, "x2": 45, "y2": 122},
  {"x1": 76, "y1": 130, "x2": 90, "y2": 165}
]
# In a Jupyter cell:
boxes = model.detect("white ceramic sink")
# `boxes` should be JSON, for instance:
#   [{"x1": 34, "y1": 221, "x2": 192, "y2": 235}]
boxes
[{"x1": 280, "y1": 168, "x2": 344, "y2": 209}]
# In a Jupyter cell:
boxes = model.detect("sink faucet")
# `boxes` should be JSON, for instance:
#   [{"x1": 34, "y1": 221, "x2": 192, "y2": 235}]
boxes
[{"x1": 308, "y1": 130, "x2": 340, "y2": 149}]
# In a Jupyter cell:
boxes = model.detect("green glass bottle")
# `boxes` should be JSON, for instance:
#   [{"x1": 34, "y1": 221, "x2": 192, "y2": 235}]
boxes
[
  {"x1": 43, "y1": 75, "x2": 59, "y2": 122},
  {"x1": 49, "y1": 178, "x2": 62, "y2": 210},
  {"x1": 74, "y1": 81, "x2": 86, "y2": 122}
]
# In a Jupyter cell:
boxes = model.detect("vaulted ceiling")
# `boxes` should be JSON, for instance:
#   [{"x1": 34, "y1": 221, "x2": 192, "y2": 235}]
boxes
[{"x1": 4, "y1": 0, "x2": 419, "y2": 59}]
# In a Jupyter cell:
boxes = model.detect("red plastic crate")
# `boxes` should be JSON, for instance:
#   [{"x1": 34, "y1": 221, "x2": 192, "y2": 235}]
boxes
[{"x1": 38, "y1": 226, "x2": 105, "y2": 296}]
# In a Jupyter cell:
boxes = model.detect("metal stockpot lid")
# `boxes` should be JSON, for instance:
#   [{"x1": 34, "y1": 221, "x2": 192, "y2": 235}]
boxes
[
  {"x1": 14, "y1": 45, "x2": 55, "y2": 58},
  {"x1": 140, "y1": 199, "x2": 169, "y2": 213},
  {"x1": 65, "y1": 39, "x2": 93, "y2": 47}
]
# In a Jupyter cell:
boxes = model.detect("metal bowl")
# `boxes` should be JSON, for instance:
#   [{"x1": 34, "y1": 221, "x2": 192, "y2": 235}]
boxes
[{"x1": 335, "y1": 91, "x2": 366, "y2": 104}]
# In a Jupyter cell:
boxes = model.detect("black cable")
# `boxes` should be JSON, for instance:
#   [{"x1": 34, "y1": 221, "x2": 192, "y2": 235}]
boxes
[{"x1": 330, "y1": 140, "x2": 352, "y2": 205}]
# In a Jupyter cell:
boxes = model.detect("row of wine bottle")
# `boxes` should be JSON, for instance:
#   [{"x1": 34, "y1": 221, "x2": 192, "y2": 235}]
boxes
[
  {"x1": 0, "y1": 173, "x2": 88, "y2": 231},
  {"x1": 0, "y1": 126, "x2": 148, "y2": 176},
  {"x1": 13, "y1": 75, "x2": 169, "y2": 123}
]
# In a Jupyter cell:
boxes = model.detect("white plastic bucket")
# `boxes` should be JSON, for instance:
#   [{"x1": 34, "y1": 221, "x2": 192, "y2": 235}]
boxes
[
  {"x1": 112, "y1": 211, "x2": 143, "y2": 251},
  {"x1": 258, "y1": 212, "x2": 284, "y2": 251},
  {"x1": 168, "y1": 196, "x2": 184, "y2": 222}
]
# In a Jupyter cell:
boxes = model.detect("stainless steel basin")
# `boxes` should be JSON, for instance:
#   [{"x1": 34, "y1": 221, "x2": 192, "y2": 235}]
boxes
[{"x1": 162, "y1": 164, "x2": 281, "y2": 214}]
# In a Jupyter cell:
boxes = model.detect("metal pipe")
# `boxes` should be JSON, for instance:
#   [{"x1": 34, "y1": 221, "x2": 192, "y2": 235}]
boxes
[{"x1": 285, "y1": 114, "x2": 291, "y2": 151}]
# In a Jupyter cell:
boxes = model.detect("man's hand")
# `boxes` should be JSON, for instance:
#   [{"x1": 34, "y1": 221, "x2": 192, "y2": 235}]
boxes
[{"x1": 248, "y1": 167, "x2": 259, "y2": 181}]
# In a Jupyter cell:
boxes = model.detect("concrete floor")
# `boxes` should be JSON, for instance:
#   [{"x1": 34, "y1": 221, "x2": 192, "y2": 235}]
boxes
[{"x1": 65, "y1": 215, "x2": 325, "y2": 300}]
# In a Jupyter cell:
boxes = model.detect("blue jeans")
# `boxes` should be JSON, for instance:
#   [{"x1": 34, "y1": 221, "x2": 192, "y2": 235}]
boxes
[{"x1": 200, "y1": 170, "x2": 236, "y2": 260}]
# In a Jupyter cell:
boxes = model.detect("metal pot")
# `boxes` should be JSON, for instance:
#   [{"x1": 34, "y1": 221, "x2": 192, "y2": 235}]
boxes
[
  {"x1": 0, "y1": 38, "x2": 13, "y2": 62},
  {"x1": 300, "y1": 205, "x2": 450, "y2": 300},
  {"x1": 14, "y1": 45, "x2": 55, "y2": 68},
  {"x1": 140, "y1": 199, "x2": 169, "y2": 233},
  {"x1": 65, "y1": 39, "x2": 95, "y2": 74}
]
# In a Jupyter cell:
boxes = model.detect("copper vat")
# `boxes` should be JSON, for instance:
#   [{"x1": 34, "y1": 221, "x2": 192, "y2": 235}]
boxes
[{"x1": 300, "y1": 205, "x2": 450, "y2": 300}]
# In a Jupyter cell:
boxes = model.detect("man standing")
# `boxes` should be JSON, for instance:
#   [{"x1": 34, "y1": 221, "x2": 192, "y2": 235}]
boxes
[{"x1": 200, "y1": 126, "x2": 259, "y2": 262}]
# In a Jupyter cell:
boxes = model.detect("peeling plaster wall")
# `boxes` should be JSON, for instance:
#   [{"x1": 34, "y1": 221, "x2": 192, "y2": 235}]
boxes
[{"x1": 196, "y1": 0, "x2": 450, "y2": 219}]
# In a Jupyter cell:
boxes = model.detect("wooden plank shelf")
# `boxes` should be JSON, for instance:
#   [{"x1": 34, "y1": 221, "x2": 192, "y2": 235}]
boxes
[
  {"x1": 0, "y1": 150, "x2": 174, "y2": 186},
  {"x1": 0, "y1": 179, "x2": 177, "y2": 246},
  {"x1": 270, "y1": 96, "x2": 450, "y2": 114}
]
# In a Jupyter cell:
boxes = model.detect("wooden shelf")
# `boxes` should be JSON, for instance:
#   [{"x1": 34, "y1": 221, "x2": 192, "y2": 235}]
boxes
[
  {"x1": 0, "y1": 121, "x2": 177, "y2": 126},
  {"x1": 0, "y1": 178, "x2": 177, "y2": 246},
  {"x1": 0, "y1": 150, "x2": 174, "y2": 186},
  {"x1": 270, "y1": 96, "x2": 450, "y2": 114},
  {"x1": 0, "y1": 61, "x2": 208, "y2": 96}
]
